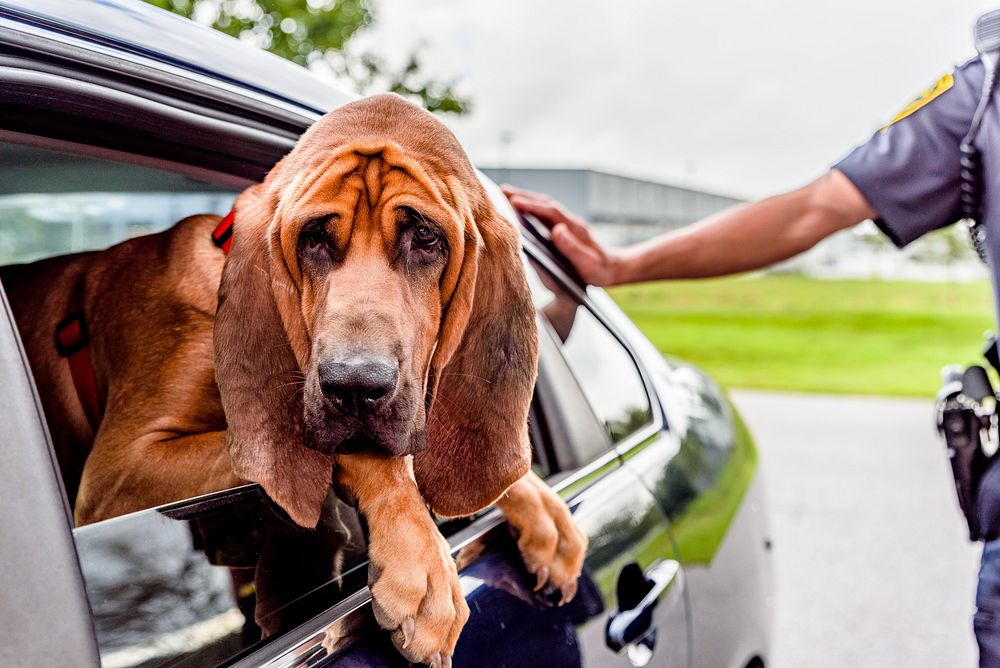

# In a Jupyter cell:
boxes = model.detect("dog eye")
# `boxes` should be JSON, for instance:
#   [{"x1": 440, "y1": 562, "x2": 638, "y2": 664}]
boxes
[
  {"x1": 299, "y1": 215, "x2": 335, "y2": 263},
  {"x1": 412, "y1": 224, "x2": 439, "y2": 248},
  {"x1": 400, "y1": 207, "x2": 445, "y2": 261},
  {"x1": 301, "y1": 229, "x2": 326, "y2": 249}
]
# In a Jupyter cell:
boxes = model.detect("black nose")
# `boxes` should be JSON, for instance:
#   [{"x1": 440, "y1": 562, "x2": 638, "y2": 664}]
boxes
[{"x1": 318, "y1": 357, "x2": 399, "y2": 414}]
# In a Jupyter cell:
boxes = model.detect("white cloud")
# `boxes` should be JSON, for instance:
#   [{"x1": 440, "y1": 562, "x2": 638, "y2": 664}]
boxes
[{"x1": 353, "y1": 0, "x2": 1000, "y2": 198}]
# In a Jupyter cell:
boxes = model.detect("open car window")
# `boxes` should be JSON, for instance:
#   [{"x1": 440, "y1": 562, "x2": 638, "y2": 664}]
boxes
[{"x1": 0, "y1": 138, "x2": 604, "y2": 666}]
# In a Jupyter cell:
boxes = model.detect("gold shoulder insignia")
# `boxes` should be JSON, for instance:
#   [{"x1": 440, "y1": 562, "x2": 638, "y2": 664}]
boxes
[{"x1": 881, "y1": 72, "x2": 955, "y2": 132}]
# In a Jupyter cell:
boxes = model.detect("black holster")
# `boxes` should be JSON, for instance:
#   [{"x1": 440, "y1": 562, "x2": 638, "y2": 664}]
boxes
[{"x1": 938, "y1": 390, "x2": 994, "y2": 541}]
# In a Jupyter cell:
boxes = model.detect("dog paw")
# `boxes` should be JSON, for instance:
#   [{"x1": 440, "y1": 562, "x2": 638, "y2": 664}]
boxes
[
  {"x1": 500, "y1": 473, "x2": 588, "y2": 605},
  {"x1": 366, "y1": 508, "x2": 469, "y2": 666}
]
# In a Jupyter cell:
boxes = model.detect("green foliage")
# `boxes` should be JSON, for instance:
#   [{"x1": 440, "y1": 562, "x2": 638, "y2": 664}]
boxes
[{"x1": 144, "y1": 0, "x2": 469, "y2": 114}]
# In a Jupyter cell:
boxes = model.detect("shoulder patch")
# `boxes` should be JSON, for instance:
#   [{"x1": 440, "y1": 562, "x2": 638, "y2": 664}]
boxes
[{"x1": 881, "y1": 72, "x2": 954, "y2": 132}]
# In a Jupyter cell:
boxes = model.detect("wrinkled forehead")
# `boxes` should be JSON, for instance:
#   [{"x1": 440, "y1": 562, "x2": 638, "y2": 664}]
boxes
[{"x1": 273, "y1": 95, "x2": 480, "y2": 213}]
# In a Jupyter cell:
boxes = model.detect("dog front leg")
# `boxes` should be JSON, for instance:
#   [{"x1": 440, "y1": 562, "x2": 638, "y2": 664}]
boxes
[
  {"x1": 495, "y1": 471, "x2": 588, "y2": 604},
  {"x1": 336, "y1": 453, "x2": 468, "y2": 668}
]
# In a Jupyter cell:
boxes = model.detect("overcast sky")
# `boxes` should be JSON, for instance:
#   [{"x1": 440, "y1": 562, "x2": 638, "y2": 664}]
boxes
[{"x1": 348, "y1": 0, "x2": 1000, "y2": 199}]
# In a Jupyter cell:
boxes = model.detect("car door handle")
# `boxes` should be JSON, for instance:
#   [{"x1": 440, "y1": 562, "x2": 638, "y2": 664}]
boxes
[{"x1": 605, "y1": 559, "x2": 681, "y2": 652}]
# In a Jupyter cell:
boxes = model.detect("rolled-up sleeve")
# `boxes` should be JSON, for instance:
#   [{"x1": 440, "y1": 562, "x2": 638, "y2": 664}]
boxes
[{"x1": 834, "y1": 58, "x2": 983, "y2": 247}]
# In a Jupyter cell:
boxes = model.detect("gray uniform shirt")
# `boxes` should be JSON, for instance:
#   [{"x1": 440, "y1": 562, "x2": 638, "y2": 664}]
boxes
[{"x1": 835, "y1": 57, "x2": 1000, "y2": 314}]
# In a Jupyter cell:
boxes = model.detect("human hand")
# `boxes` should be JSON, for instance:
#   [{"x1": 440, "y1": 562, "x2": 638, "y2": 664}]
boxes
[{"x1": 502, "y1": 185, "x2": 627, "y2": 286}]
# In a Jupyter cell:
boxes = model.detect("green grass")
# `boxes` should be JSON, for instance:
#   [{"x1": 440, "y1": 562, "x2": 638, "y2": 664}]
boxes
[{"x1": 609, "y1": 275, "x2": 995, "y2": 397}]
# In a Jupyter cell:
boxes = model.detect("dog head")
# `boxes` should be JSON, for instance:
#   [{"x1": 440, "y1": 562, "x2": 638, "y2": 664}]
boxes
[{"x1": 214, "y1": 94, "x2": 537, "y2": 526}]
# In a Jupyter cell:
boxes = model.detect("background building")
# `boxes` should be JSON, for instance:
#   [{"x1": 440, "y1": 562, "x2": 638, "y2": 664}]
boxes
[{"x1": 481, "y1": 167, "x2": 742, "y2": 245}]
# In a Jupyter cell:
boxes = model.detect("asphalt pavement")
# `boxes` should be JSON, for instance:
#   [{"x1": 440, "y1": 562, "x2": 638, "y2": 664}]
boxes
[{"x1": 730, "y1": 390, "x2": 982, "y2": 668}]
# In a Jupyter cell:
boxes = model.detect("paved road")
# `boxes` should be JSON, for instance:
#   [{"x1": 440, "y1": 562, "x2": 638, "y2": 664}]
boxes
[{"x1": 730, "y1": 390, "x2": 982, "y2": 668}]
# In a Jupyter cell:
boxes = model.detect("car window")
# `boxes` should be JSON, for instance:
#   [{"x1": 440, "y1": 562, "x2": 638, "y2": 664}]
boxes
[
  {"x1": 0, "y1": 143, "x2": 235, "y2": 265},
  {"x1": 525, "y1": 256, "x2": 653, "y2": 444}
]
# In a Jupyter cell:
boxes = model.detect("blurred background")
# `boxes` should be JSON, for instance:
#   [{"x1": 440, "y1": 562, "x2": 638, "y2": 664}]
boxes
[
  {"x1": 131, "y1": 1, "x2": 1000, "y2": 665},
  {"x1": 143, "y1": 0, "x2": 1000, "y2": 398}
]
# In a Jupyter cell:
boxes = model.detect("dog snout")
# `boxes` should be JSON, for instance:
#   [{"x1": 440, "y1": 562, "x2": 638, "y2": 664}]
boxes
[{"x1": 318, "y1": 356, "x2": 399, "y2": 414}]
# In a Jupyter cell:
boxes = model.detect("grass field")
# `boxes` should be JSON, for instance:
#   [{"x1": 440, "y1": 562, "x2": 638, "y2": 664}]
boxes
[{"x1": 608, "y1": 275, "x2": 995, "y2": 398}]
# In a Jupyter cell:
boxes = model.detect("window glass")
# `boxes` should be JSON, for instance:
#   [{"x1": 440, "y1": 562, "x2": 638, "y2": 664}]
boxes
[
  {"x1": 561, "y1": 308, "x2": 653, "y2": 441},
  {"x1": 0, "y1": 143, "x2": 235, "y2": 264},
  {"x1": 526, "y1": 258, "x2": 652, "y2": 443},
  {"x1": 73, "y1": 487, "x2": 369, "y2": 667}
]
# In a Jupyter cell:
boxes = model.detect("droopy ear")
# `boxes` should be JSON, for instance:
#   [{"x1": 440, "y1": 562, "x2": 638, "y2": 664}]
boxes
[
  {"x1": 213, "y1": 183, "x2": 333, "y2": 528},
  {"x1": 413, "y1": 199, "x2": 539, "y2": 517}
]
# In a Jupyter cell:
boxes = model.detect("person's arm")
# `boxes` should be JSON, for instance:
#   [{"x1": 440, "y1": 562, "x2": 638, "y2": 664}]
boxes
[{"x1": 503, "y1": 168, "x2": 874, "y2": 286}]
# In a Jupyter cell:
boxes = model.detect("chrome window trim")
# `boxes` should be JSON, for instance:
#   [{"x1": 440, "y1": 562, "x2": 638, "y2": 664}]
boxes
[{"x1": 229, "y1": 588, "x2": 373, "y2": 668}]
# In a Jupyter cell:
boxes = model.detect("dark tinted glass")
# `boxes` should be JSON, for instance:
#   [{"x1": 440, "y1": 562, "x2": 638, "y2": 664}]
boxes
[
  {"x1": 73, "y1": 486, "x2": 368, "y2": 668},
  {"x1": 560, "y1": 309, "x2": 653, "y2": 441},
  {"x1": 525, "y1": 259, "x2": 652, "y2": 443}
]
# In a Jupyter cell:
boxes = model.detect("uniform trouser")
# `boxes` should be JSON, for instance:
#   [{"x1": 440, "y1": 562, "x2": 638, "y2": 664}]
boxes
[{"x1": 976, "y1": 460, "x2": 1000, "y2": 667}]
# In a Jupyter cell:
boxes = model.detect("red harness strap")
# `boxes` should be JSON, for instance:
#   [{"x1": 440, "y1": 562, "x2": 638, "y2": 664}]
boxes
[
  {"x1": 54, "y1": 311, "x2": 100, "y2": 428},
  {"x1": 55, "y1": 210, "x2": 235, "y2": 427},
  {"x1": 211, "y1": 209, "x2": 235, "y2": 254}
]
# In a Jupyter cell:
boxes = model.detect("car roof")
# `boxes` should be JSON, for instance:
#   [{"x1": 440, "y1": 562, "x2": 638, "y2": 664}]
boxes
[{"x1": 0, "y1": 0, "x2": 352, "y2": 115}]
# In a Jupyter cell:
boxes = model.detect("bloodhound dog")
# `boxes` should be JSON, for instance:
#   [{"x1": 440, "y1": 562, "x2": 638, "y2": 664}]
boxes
[{"x1": 1, "y1": 94, "x2": 585, "y2": 665}]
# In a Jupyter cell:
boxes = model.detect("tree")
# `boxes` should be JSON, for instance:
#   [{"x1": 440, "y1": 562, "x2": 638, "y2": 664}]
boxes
[{"x1": 145, "y1": 0, "x2": 469, "y2": 114}]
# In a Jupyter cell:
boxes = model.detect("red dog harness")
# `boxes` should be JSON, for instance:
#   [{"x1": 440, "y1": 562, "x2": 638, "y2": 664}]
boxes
[{"x1": 55, "y1": 210, "x2": 236, "y2": 427}]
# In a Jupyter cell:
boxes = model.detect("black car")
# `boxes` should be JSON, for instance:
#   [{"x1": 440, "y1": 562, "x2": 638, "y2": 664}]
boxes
[{"x1": 0, "y1": 1, "x2": 774, "y2": 666}]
